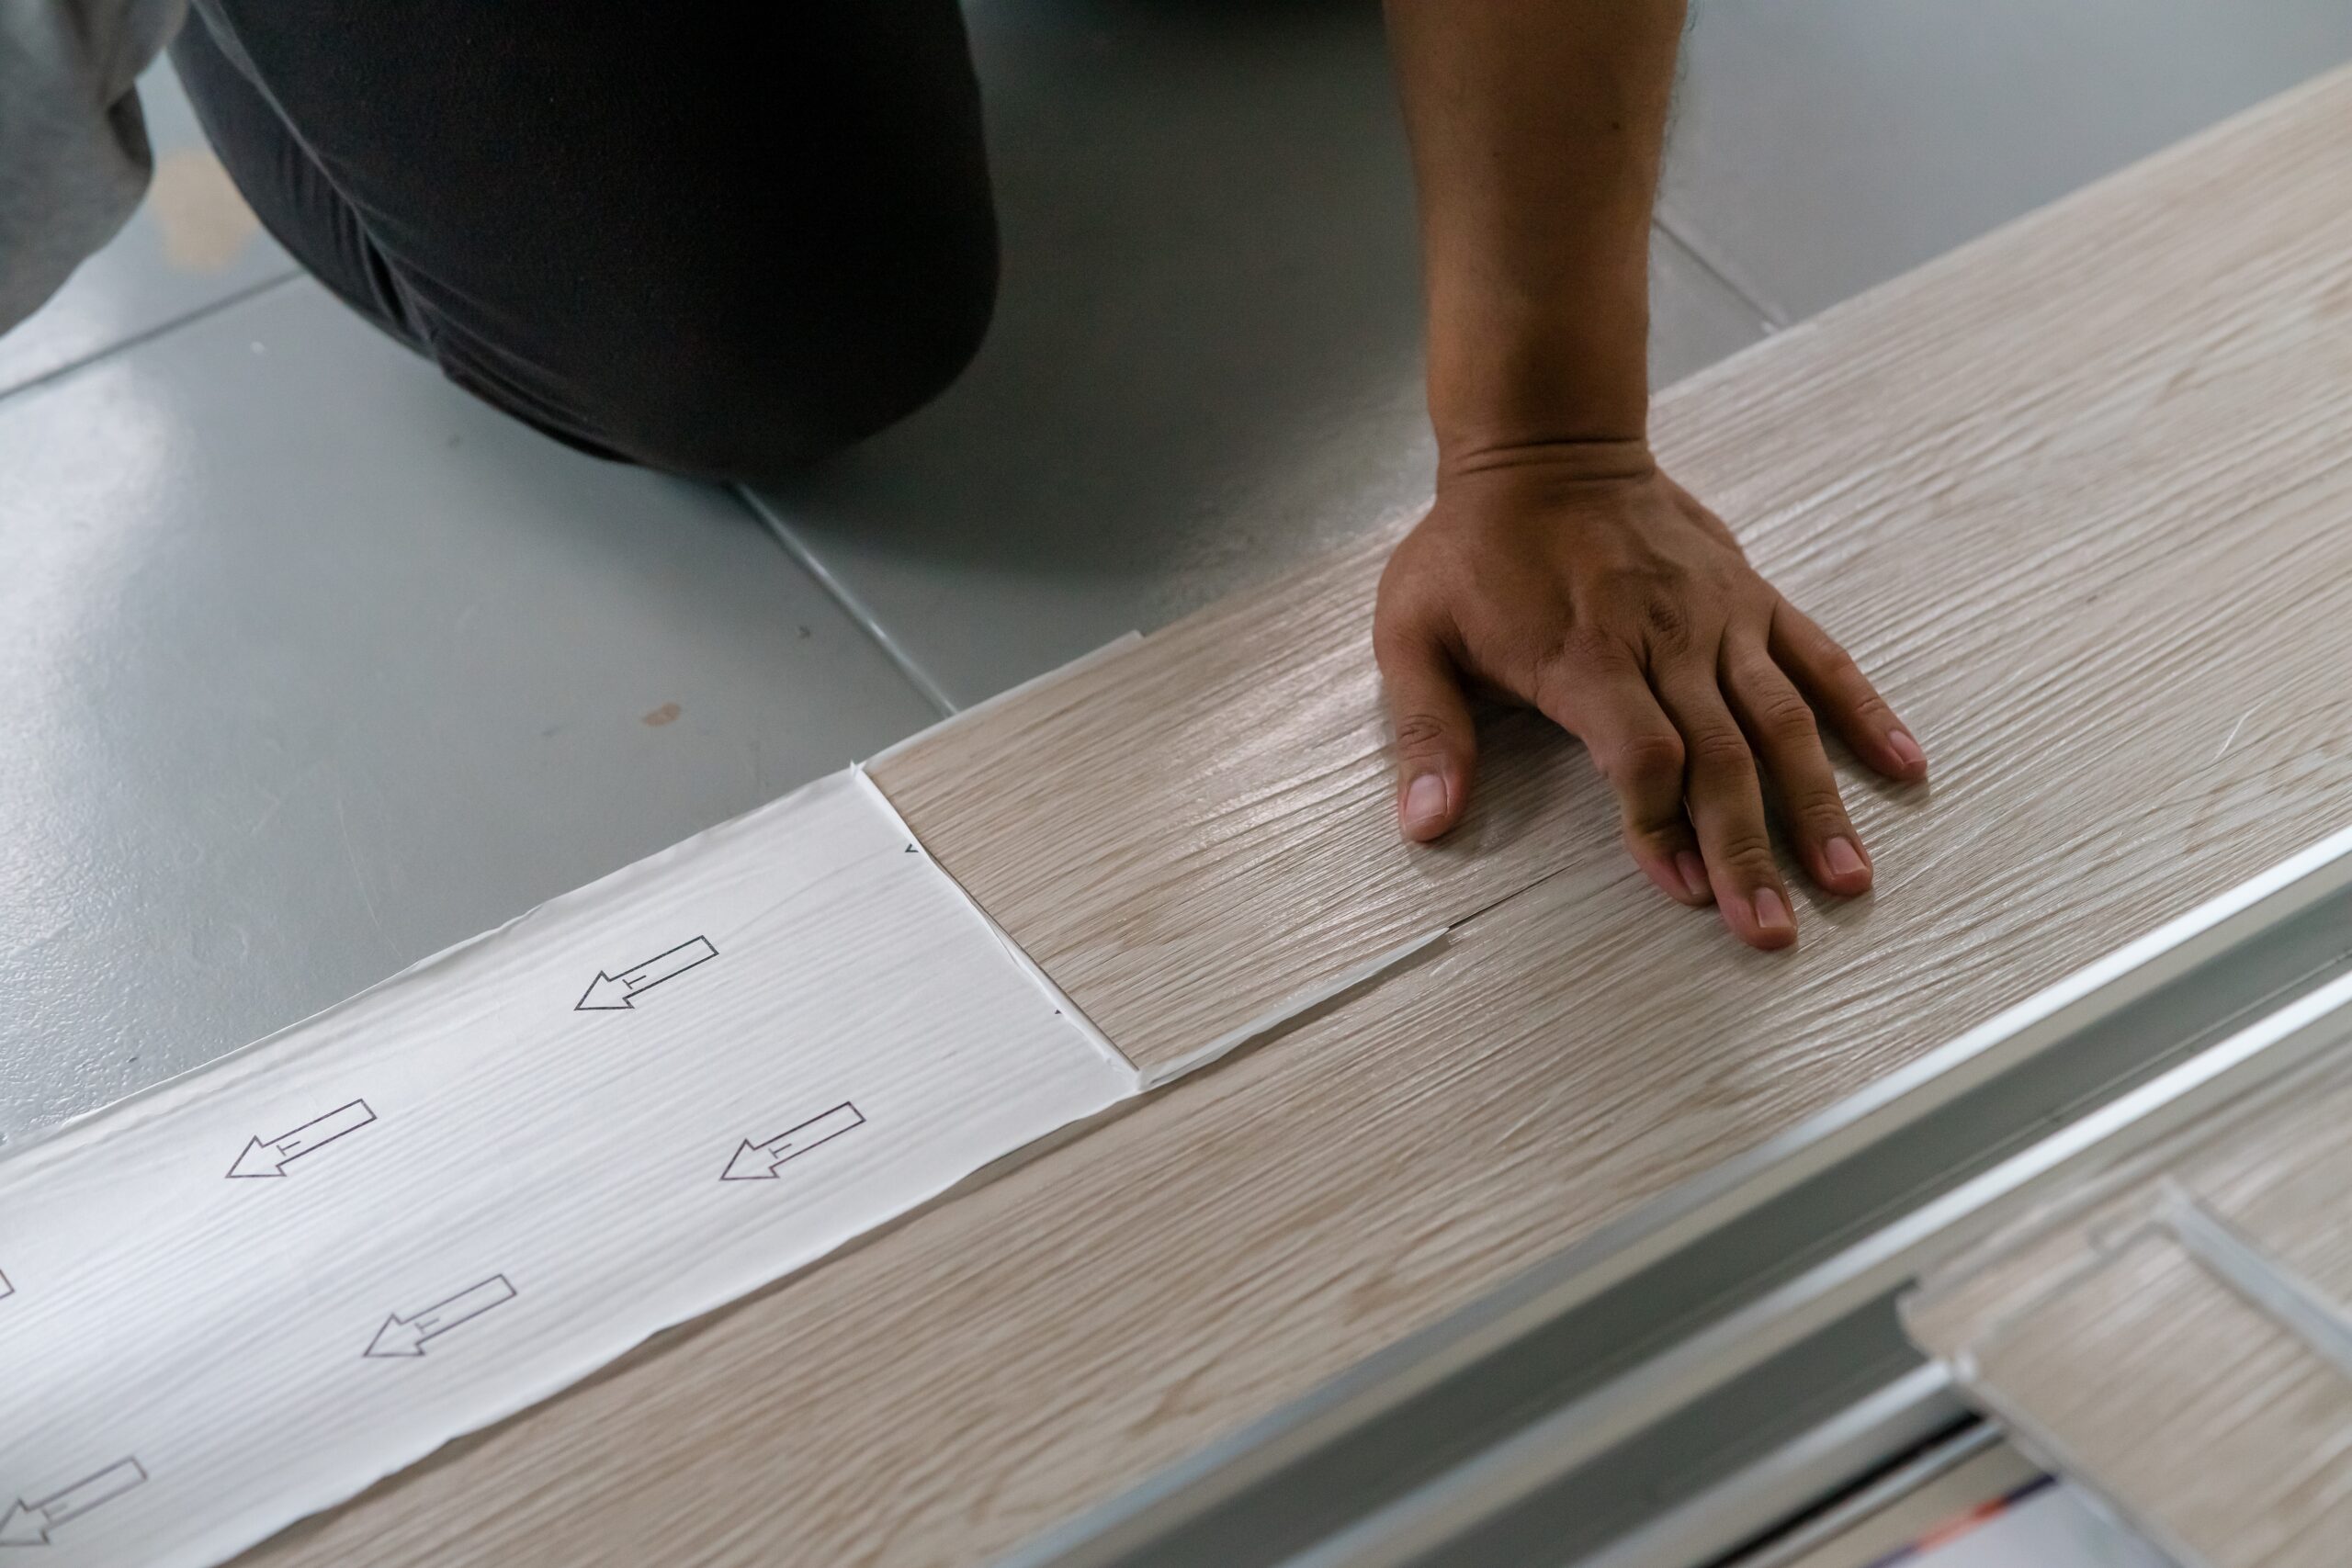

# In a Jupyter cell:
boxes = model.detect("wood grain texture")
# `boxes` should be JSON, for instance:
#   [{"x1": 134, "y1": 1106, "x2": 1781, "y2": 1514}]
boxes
[
  {"x1": 1906, "y1": 1055, "x2": 2352, "y2": 1568},
  {"x1": 1962, "y1": 1236, "x2": 2351, "y2": 1568},
  {"x1": 868, "y1": 527, "x2": 1595, "y2": 1076},
  {"x1": 236, "y1": 65, "x2": 2352, "y2": 1568},
  {"x1": 876, "y1": 58, "x2": 2352, "y2": 1078}
]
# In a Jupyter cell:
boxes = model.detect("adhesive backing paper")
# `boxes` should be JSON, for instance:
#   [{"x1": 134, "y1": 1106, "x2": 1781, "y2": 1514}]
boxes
[{"x1": 0, "y1": 770, "x2": 1136, "y2": 1565}]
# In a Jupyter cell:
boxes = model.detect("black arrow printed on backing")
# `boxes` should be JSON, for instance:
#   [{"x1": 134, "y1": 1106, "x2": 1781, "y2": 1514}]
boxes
[
  {"x1": 0, "y1": 1269, "x2": 12, "y2": 1303},
  {"x1": 575, "y1": 936, "x2": 719, "y2": 1011},
  {"x1": 0, "y1": 1458, "x2": 147, "y2": 1547},
  {"x1": 227, "y1": 1100, "x2": 378, "y2": 1179},
  {"x1": 365, "y1": 1275, "x2": 518, "y2": 1359},
  {"x1": 721, "y1": 1103, "x2": 865, "y2": 1181}
]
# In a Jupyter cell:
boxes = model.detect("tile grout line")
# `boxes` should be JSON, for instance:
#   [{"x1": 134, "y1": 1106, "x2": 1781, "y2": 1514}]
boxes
[
  {"x1": 735, "y1": 486, "x2": 961, "y2": 720},
  {"x1": 865, "y1": 631, "x2": 1142, "y2": 773},
  {"x1": 1652, "y1": 212, "x2": 1789, "y2": 331},
  {"x1": 0, "y1": 266, "x2": 305, "y2": 407}
]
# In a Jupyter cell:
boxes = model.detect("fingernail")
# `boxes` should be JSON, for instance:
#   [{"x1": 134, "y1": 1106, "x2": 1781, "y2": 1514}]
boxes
[
  {"x1": 1403, "y1": 773, "x2": 1449, "y2": 834},
  {"x1": 1676, "y1": 850, "x2": 1711, "y2": 901},
  {"x1": 1887, "y1": 728, "x2": 1927, "y2": 773},
  {"x1": 1824, "y1": 836, "x2": 1867, "y2": 880},
  {"x1": 1752, "y1": 886, "x2": 1794, "y2": 935}
]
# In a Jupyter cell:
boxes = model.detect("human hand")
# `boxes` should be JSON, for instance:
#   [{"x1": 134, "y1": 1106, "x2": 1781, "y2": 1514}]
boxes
[{"x1": 1373, "y1": 439, "x2": 1928, "y2": 950}]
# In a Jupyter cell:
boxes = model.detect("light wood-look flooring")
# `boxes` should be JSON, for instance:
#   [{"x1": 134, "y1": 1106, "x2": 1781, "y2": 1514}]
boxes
[
  {"x1": 1907, "y1": 1047, "x2": 2352, "y2": 1568},
  {"x1": 236, "y1": 63, "x2": 2352, "y2": 1568}
]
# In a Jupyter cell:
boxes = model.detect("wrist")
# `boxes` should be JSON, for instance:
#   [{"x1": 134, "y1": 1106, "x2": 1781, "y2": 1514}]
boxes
[
  {"x1": 1434, "y1": 434, "x2": 1657, "y2": 492},
  {"x1": 1423, "y1": 260, "x2": 1652, "y2": 457}
]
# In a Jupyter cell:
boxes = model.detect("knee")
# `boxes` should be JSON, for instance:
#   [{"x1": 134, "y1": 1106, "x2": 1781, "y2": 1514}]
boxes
[{"x1": 569, "y1": 237, "x2": 1001, "y2": 486}]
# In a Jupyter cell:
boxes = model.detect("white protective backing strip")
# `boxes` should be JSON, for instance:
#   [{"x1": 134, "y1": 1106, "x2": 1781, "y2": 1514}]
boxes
[{"x1": 0, "y1": 770, "x2": 1136, "y2": 1567}]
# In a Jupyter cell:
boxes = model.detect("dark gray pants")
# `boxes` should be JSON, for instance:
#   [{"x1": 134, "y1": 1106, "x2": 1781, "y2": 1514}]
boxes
[{"x1": 174, "y1": 0, "x2": 1000, "y2": 481}]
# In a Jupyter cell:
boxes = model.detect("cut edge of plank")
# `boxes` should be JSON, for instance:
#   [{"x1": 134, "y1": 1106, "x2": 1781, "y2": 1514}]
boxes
[
  {"x1": 853, "y1": 761, "x2": 1140, "y2": 1083},
  {"x1": 1136, "y1": 926, "x2": 1452, "y2": 1090}
]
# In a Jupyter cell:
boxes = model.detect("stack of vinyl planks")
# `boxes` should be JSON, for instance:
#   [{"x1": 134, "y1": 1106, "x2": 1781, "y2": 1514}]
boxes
[
  {"x1": 1906, "y1": 1045, "x2": 2352, "y2": 1568},
  {"x1": 237, "y1": 62, "x2": 2352, "y2": 1568}
]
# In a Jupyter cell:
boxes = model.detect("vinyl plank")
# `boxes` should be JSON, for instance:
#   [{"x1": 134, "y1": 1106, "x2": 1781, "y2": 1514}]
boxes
[
  {"x1": 875, "y1": 56, "x2": 2352, "y2": 1078},
  {"x1": 868, "y1": 527, "x2": 1597, "y2": 1077},
  {"x1": 237, "y1": 862, "x2": 1871, "y2": 1568},
  {"x1": 1906, "y1": 1053, "x2": 2352, "y2": 1567},
  {"x1": 232, "y1": 62, "x2": 2352, "y2": 1568}
]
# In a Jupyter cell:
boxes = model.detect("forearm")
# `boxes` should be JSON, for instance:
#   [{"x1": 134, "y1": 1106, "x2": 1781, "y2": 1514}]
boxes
[{"x1": 1382, "y1": 0, "x2": 1686, "y2": 464}]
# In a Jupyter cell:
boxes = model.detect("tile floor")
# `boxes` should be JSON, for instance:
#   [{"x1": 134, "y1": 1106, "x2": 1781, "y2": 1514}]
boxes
[{"x1": 6, "y1": 0, "x2": 2351, "y2": 1142}]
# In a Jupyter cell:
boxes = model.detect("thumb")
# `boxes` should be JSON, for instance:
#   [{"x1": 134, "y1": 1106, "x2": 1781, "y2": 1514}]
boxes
[{"x1": 1377, "y1": 633, "x2": 1479, "y2": 842}]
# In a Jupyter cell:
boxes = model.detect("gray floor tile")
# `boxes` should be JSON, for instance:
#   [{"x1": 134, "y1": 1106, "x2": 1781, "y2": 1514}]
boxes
[
  {"x1": 1652, "y1": 224, "x2": 1778, "y2": 384},
  {"x1": 754, "y1": 0, "x2": 1770, "y2": 712},
  {"x1": 0, "y1": 283, "x2": 940, "y2": 1144},
  {"x1": 0, "y1": 58, "x2": 299, "y2": 397},
  {"x1": 1662, "y1": 0, "x2": 2352, "y2": 324}
]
